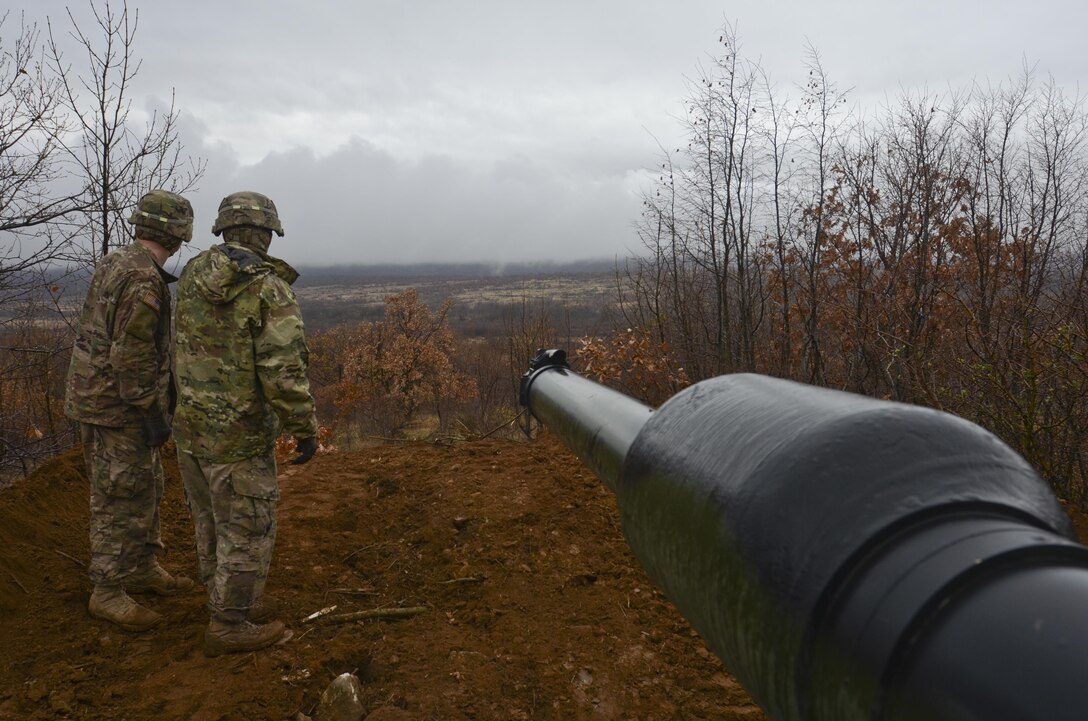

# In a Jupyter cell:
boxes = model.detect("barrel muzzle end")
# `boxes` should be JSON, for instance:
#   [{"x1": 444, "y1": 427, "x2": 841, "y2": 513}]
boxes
[{"x1": 519, "y1": 348, "x2": 570, "y2": 407}]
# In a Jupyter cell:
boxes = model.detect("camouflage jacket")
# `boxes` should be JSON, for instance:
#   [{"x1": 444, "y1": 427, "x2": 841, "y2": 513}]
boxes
[
  {"x1": 64, "y1": 243, "x2": 175, "y2": 427},
  {"x1": 173, "y1": 242, "x2": 317, "y2": 462}
]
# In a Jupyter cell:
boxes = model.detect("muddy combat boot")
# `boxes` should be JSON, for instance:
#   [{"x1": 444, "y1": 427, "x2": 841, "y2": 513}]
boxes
[
  {"x1": 204, "y1": 619, "x2": 291, "y2": 657},
  {"x1": 247, "y1": 595, "x2": 279, "y2": 623},
  {"x1": 89, "y1": 585, "x2": 162, "y2": 632},
  {"x1": 125, "y1": 559, "x2": 194, "y2": 596}
]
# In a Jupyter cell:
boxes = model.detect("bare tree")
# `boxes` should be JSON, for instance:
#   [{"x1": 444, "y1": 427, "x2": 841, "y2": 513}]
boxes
[
  {"x1": 757, "y1": 65, "x2": 800, "y2": 378},
  {"x1": 47, "y1": 0, "x2": 203, "y2": 262},
  {"x1": 0, "y1": 11, "x2": 86, "y2": 303},
  {"x1": 793, "y1": 42, "x2": 850, "y2": 385},
  {"x1": 0, "y1": 12, "x2": 82, "y2": 481},
  {"x1": 1, "y1": 1, "x2": 204, "y2": 479}
]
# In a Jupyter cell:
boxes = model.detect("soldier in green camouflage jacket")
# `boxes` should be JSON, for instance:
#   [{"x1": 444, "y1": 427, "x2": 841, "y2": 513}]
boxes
[
  {"x1": 65, "y1": 190, "x2": 196, "y2": 633},
  {"x1": 174, "y1": 191, "x2": 317, "y2": 656}
]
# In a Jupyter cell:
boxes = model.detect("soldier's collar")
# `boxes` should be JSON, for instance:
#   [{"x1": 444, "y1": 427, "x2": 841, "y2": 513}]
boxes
[
  {"x1": 133, "y1": 241, "x2": 178, "y2": 284},
  {"x1": 268, "y1": 256, "x2": 299, "y2": 285},
  {"x1": 158, "y1": 265, "x2": 179, "y2": 284},
  {"x1": 221, "y1": 242, "x2": 299, "y2": 285}
]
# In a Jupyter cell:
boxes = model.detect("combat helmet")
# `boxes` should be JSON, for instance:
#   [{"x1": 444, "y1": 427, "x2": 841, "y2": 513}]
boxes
[
  {"x1": 212, "y1": 191, "x2": 284, "y2": 237},
  {"x1": 128, "y1": 190, "x2": 194, "y2": 249}
]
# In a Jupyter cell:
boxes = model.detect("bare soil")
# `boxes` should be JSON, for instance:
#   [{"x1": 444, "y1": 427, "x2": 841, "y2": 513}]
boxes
[{"x1": 0, "y1": 433, "x2": 765, "y2": 721}]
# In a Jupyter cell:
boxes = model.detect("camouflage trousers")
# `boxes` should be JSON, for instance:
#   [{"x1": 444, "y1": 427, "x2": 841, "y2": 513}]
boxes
[
  {"x1": 81, "y1": 423, "x2": 165, "y2": 586},
  {"x1": 177, "y1": 449, "x2": 279, "y2": 623}
]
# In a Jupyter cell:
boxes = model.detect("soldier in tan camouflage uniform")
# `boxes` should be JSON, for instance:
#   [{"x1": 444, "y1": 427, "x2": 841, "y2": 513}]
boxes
[
  {"x1": 174, "y1": 190, "x2": 318, "y2": 656},
  {"x1": 65, "y1": 190, "x2": 196, "y2": 632}
]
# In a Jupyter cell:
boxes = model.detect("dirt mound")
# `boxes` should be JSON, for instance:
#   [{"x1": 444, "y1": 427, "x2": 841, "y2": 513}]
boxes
[{"x1": 0, "y1": 434, "x2": 764, "y2": 721}]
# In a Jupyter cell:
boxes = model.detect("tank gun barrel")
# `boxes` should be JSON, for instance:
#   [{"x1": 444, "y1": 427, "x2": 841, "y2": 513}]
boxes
[{"x1": 520, "y1": 348, "x2": 1088, "y2": 721}]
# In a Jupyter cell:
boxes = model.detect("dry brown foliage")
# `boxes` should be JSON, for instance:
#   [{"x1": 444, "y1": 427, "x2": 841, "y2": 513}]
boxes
[
  {"x1": 626, "y1": 30, "x2": 1088, "y2": 505},
  {"x1": 310, "y1": 289, "x2": 478, "y2": 439},
  {"x1": 577, "y1": 328, "x2": 689, "y2": 407}
]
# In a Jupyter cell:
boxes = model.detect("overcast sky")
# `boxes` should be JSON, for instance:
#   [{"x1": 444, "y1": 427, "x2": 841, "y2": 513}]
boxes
[{"x1": 29, "y1": 0, "x2": 1088, "y2": 269}]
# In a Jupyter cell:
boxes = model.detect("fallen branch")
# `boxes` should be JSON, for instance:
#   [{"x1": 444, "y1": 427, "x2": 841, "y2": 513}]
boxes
[
  {"x1": 301, "y1": 605, "x2": 338, "y2": 624},
  {"x1": 328, "y1": 587, "x2": 377, "y2": 595},
  {"x1": 478, "y1": 409, "x2": 528, "y2": 440},
  {"x1": 53, "y1": 549, "x2": 86, "y2": 568},
  {"x1": 319, "y1": 606, "x2": 428, "y2": 626},
  {"x1": 439, "y1": 577, "x2": 483, "y2": 585},
  {"x1": 363, "y1": 434, "x2": 413, "y2": 444},
  {"x1": 7, "y1": 571, "x2": 28, "y2": 594}
]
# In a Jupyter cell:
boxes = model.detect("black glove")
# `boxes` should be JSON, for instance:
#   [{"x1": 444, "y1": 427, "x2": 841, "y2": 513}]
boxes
[
  {"x1": 167, "y1": 372, "x2": 178, "y2": 415},
  {"x1": 141, "y1": 412, "x2": 172, "y2": 448},
  {"x1": 292, "y1": 436, "x2": 318, "y2": 465}
]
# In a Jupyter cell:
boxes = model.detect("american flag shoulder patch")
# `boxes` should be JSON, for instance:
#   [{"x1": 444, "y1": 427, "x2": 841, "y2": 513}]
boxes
[{"x1": 141, "y1": 292, "x2": 162, "y2": 313}]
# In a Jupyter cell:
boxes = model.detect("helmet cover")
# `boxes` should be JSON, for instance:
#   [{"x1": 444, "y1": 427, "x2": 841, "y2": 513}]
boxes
[
  {"x1": 128, "y1": 189, "x2": 194, "y2": 248},
  {"x1": 211, "y1": 191, "x2": 284, "y2": 237}
]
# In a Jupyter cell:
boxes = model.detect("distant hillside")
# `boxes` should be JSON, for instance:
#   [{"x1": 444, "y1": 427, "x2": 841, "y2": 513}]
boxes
[
  {"x1": 12, "y1": 257, "x2": 621, "y2": 290},
  {"x1": 3, "y1": 258, "x2": 623, "y2": 331},
  {"x1": 293, "y1": 258, "x2": 621, "y2": 284},
  {"x1": 293, "y1": 267, "x2": 619, "y2": 335}
]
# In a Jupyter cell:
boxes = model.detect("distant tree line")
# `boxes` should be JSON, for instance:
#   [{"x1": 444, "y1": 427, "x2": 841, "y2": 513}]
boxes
[{"x1": 613, "y1": 25, "x2": 1088, "y2": 505}]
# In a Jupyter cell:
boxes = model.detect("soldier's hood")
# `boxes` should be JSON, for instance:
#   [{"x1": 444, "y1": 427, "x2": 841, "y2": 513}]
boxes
[{"x1": 187, "y1": 242, "x2": 300, "y2": 304}]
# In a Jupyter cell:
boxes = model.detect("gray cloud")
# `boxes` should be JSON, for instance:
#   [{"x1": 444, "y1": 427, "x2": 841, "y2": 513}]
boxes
[
  {"x1": 216, "y1": 140, "x2": 641, "y2": 266},
  {"x1": 32, "y1": 0, "x2": 1088, "y2": 268}
]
